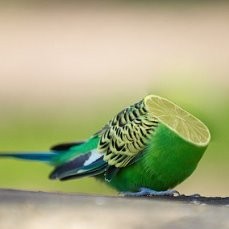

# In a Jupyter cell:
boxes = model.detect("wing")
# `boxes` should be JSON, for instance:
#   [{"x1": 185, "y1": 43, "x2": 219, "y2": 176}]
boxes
[{"x1": 98, "y1": 100, "x2": 159, "y2": 168}]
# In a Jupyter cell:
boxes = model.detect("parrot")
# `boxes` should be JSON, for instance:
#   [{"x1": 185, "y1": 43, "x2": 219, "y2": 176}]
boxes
[{"x1": 0, "y1": 95, "x2": 210, "y2": 196}]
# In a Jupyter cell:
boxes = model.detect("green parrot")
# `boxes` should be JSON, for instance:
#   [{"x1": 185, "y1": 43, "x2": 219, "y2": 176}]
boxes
[{"x1": 0, "y1": 95, "x2": 211, "y2": 196}]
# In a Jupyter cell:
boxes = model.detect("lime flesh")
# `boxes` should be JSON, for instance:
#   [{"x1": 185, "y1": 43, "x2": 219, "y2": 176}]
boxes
[{"x1": 144, "y1": 95, "x2": 211, "y2": 147}]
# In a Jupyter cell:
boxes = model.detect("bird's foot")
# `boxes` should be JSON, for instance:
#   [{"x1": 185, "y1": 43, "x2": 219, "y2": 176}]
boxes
[{"x1": 121, "y1": 187, "x2": 180, "y2": 197}]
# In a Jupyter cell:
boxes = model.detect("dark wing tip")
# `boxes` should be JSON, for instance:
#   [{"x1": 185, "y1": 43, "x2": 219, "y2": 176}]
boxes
[
  {"x1": 50, "y1": 141, "x2": 85, "y2": 151},
  {"x1": 105, "y1": 166, "x2": 120, "y2": 182},
  {"x1": 49, "y1": 153, "x2": 91, "y2": 179}
]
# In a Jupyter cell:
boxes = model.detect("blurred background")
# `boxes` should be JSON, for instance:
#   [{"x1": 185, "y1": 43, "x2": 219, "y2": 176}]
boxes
[{"x1": 0, "y1": 1, "x2": 228, "y2": 197}]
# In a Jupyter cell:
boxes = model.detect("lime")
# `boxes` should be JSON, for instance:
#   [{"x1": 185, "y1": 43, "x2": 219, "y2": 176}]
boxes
[{"x1": 145, "y1": 95, "x2": 211, "y2": 147}]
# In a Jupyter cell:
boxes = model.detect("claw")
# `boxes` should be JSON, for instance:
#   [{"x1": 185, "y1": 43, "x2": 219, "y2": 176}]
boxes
[{"x1": 121, "y1": 188, "x2": 180, "y2": 197}]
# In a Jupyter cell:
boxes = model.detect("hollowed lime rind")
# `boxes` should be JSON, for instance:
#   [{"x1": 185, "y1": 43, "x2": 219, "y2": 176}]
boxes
[{"x1": 144, "y1": 95, "x2": 211, "y2": 147}]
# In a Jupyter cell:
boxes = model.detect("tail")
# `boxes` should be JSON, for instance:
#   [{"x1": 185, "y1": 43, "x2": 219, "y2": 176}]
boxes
[
  {"x1": 0, "y1": 136, "x2": 118, "y2": 181},
  {"x1": 0, "y1": 152, "x2": 56, "y2": 162}
]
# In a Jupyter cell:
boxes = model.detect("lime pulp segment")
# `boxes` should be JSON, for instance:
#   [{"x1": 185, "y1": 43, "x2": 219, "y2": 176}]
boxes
[{"x1": 144, "y1": 95, "x2": 211, "y2": 146}]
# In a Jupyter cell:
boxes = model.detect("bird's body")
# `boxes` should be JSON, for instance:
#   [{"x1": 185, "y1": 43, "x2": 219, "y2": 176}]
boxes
[
  {"x1": 104, "y1": 123, "x2": 204, "y2": 192},
  {"x1": 0, "y1": 95, "x2": 210, "y2": 195}
]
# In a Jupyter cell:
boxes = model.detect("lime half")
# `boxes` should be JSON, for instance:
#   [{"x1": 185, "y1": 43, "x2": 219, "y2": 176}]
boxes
[{"x1": 144, "y1": 95, "x2": 211, "y2": 147}]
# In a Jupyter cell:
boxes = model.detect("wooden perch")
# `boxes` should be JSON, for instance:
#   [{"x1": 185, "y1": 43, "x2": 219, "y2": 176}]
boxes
[{"x1": 0, "y1": 189, "x2": 228, "y2": 229}]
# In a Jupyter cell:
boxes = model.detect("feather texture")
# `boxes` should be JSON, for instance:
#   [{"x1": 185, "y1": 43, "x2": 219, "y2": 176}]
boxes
[
  {"x1": 49, "y1": 150, "x2": 106, "y2": 180},
  {"x1": 97, "y1": 100, "x2": 158, "y2": 168}
]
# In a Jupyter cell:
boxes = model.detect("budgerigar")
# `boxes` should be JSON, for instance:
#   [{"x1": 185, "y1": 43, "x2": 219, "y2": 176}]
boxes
[{"x1": 0, "y1": 95, "x2": 211, "y2": 196}]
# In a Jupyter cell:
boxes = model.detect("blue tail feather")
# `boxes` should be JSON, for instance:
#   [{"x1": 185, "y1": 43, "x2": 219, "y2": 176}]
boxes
[{"x1": 0, "y1": 152, "x2": 56, "y2": 162}]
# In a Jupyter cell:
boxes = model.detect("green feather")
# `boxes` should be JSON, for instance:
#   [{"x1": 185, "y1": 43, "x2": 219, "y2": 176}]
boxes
[
  {"x1": 106, "y1": 123, "x2": 206, "y2": 192},
  {"x1": 52, "y1": 135, "x2": 100, "y2": 166}
]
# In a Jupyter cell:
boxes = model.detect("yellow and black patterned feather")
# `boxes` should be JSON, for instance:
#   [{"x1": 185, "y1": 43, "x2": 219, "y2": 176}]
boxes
[{"x1": 98, "y1": 100, "x2": 159, "y2": 168}]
